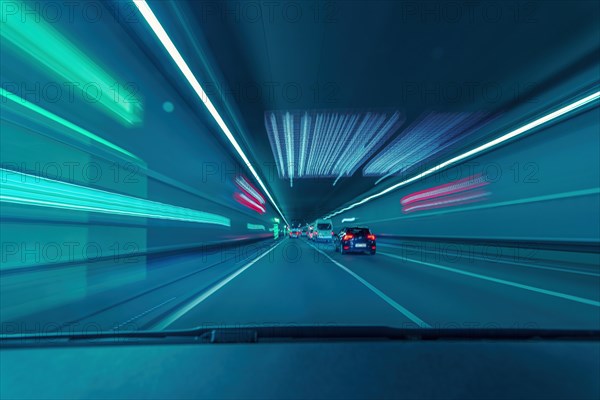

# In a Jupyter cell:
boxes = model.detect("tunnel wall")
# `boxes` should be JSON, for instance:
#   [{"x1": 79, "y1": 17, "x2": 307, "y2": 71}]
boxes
[
  {"x1": 332, "y1": 106, "x2": 600, "y2": 244},
  {"x1": 0, "y1": 2, "x2": 279, "y2": 321},
  {"x1": 1, "y1": 1, "x2": 280, "y2": 272}
]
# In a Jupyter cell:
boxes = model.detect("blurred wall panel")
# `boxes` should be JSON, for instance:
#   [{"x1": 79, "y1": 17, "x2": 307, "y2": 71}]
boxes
[
  {"x1": 333, "y1": 106, "x2": 600, "y2": 244},
  {"x1": 0, "y1": 1, "x2": 279, "y2": 322}
]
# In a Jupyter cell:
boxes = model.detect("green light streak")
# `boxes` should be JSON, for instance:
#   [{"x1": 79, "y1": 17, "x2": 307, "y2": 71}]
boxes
[
  {"x1": 1, "y1": 88, "x2": 141, "y2": 162},
  {"x1": 246, "y1": 223, "x2": 266, "y2": 231},
  {"x1": 0, "y1": 1, "x2": 143, "y2": 126},
  {"x1": 0, "y1": 168, "x2": 230, "y2": 226}
]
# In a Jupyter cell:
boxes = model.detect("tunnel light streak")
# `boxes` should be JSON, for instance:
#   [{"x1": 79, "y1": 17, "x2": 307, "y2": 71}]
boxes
[
  {"x1": 331, "y1": 115, "x2": 376, "y2": 186},
  {"x1": 401, "y1": 174, "x2": 489, "y2": 206},
  {"x1": 270, "y1": 114, "x2": 286, "y2": 177},
  {"x1": 364, "y1": 112, "x2": 494, "y2": 184},
  {"x1": 400, "y1": 174, "x2": 490, "y2": 213},
  {"x1": 341, "y1": 217, "x2": 356, "y2": 223},
  {"x1": 246, "y1": 223, "x2": 266, "y2": 231},
  {"x1": 0, "y1": 89, "x2": 142, "y2": 162},
  {"x1": 0, "y1": 2, "x2": 143, "y2": 126},
  {"x1": 380, "y1": 252, "x2": 600, "y2": 307},
  {"x1": 403, "y1": 190, "x2": 490, "y2": 213},
  {"x1": 284, "y1": 112, "x2": 294, "y2": 187},
  {"x1": 355, "y1": 187, "x2": 600, "y2": 224},
  {"x1": 324, "y1": 91, "x2": 600, "y2": 219},
  {"x1": 234, "y1": 175, "x2": 266, "y2": 214},
  {"x1": 234, "y1": 176, "x2": 265, "y2": 205},
  {"x1": 309, "y1": 243, "x2": 430, "y2": 327},
  {"x1": 132, "y1": 0, "x2": 288, "y2": 226},
  {"x1": 0, "y1": 169, "x2": 231, "y2": 226},
  {"x1": 265, "y1": 110, "x2": 403, "y2": 186},
  {"x1": 298, "y1": 113, "x2": 310, "y2": 177},
  {"x1": 234, "y1": 192, "x2": 266, "y2": 214},
  {"x1": 153, "y1": 240, "x2": 285, "y2": 330}
]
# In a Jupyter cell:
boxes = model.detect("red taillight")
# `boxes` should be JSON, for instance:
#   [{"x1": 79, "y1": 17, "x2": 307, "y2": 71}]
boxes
[
  {"x1": 331, "y1": 231, "x2": 334, "y2": 235},
  {"x1": 342, "y1": 234, "x2": 354, "y2": 241},
  {"x1": 367, "y1": 234, "x2": 376, "y2": 240}
]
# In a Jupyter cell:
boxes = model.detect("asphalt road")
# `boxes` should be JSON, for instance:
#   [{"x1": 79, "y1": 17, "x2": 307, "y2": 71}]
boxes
[
  {"x1": 2, "y1": 237, "x2": 599, "y2": 335},
  {"x1": 166, "y1": 237, "x2": 600, "y2": 331}
]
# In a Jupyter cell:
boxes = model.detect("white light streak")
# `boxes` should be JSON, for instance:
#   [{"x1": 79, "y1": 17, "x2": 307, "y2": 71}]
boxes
[
  {"x1": 265, "y1": 110, "x2": 403, "y2": 186},
  {"x1": 132, "y1": 0, "x2": 288, "y2": 226}
]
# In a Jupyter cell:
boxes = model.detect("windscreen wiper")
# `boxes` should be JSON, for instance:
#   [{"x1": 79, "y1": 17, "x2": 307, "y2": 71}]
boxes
[{"x1": 2, "y1": 326, "x2": 599, "y2": 347}]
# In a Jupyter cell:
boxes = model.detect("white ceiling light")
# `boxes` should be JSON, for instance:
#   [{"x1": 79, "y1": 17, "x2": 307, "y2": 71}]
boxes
[{"x1": 265, "y1": 109, "x2": 404, "y2": 187}]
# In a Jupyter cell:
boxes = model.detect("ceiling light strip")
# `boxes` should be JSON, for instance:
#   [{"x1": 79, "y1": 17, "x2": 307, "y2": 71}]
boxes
[
  {"x1": 331, "y1": 114, "x2": 374, "y2": 181},
  {"x1": 298, "y1": 113, "x2": 310, "y2": 177},
  {"x1": 305, "y1": 114, "x2": 323, "y2": 176},
  {"x1": 328, "y1": 115, "x2": 350, "y2": 174},
  {"x1": 132, "y1": 0, "x2": 288, "y2": 226},
  {"x1": 269, "y1": 114, "x2": 286, "y2": 178},
  {"x1": 284, "y1": 112, "x2": 294, "y2": 187}
]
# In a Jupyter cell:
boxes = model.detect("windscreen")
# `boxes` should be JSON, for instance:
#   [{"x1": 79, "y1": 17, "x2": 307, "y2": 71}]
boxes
[{"x1": 1, "y1": 1, "x2": 599, "y2": 339}]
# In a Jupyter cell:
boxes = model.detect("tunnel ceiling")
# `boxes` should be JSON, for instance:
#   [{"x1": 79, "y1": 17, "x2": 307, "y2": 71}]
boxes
[{"x1": 185, "y1": 1, "x2": 599, "y2": 224}]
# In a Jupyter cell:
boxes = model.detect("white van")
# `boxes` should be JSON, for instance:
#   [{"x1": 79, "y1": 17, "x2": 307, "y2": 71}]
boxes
[{"x1": 314, "y1": 219, "x2": 334, "y2": 242}]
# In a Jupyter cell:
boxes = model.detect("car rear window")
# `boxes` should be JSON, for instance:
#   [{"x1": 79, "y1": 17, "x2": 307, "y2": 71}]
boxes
[
  {"x1": 317, "y1": 223, "x2": 331, "y2": 230},
  {"x1": 348, "y1": 228, "x2": 370, "y2": 235}
]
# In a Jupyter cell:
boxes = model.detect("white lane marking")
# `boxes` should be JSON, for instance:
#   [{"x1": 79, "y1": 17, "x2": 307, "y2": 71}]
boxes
[
  {"x1": 113, "y1": 297, "x2": 177, "y2": 330},
  {"x1": 154, "y1": 240, "x2": 285, "y2": 330},
  {"x1": 309, "y1": 243, "x2": 430, "y2": 328},
  {"x1": 380, "y1": 252, "x2": 600, "y2": 307},
  {"x1": 378, "y1": 243, "x2": 600, "y2": 277}
]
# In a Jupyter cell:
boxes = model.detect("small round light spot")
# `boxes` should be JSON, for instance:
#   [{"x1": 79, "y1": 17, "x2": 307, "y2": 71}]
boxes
[{"x1": 162, "y1": 101, "x2": 174, "y2": 113}]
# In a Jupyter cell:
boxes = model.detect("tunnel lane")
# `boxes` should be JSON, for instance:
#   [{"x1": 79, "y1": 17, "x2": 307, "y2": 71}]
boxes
[
  {"x1": 163, "y1": 237, "x2": 600, "y2": 331},
  {"x1": 2, "y1": 236, "x2": 598, "y2": 334}
]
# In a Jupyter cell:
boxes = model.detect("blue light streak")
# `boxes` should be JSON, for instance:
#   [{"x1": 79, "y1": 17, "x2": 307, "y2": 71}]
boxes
[{"x1": 265, "y1": 110, "x2": 404, "y2": 186}]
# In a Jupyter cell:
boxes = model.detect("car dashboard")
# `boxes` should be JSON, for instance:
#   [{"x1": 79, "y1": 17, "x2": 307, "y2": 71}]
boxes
[{"x1": 1, "y1": 333, "x2": 599, "y2": 399}]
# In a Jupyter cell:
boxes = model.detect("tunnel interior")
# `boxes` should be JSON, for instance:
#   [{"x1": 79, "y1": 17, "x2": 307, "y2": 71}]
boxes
[{"x1": 0, "y1": 0, "x2": 599, "y2": 336}]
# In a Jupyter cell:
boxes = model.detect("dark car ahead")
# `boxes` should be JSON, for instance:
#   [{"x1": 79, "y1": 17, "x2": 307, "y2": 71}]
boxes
[
  {"x1": 334, "y1": 227, "x2": 376, "y2": 255},
  {"x1": 289, "y1": 228, "x2": 301, "y2": 238}
]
